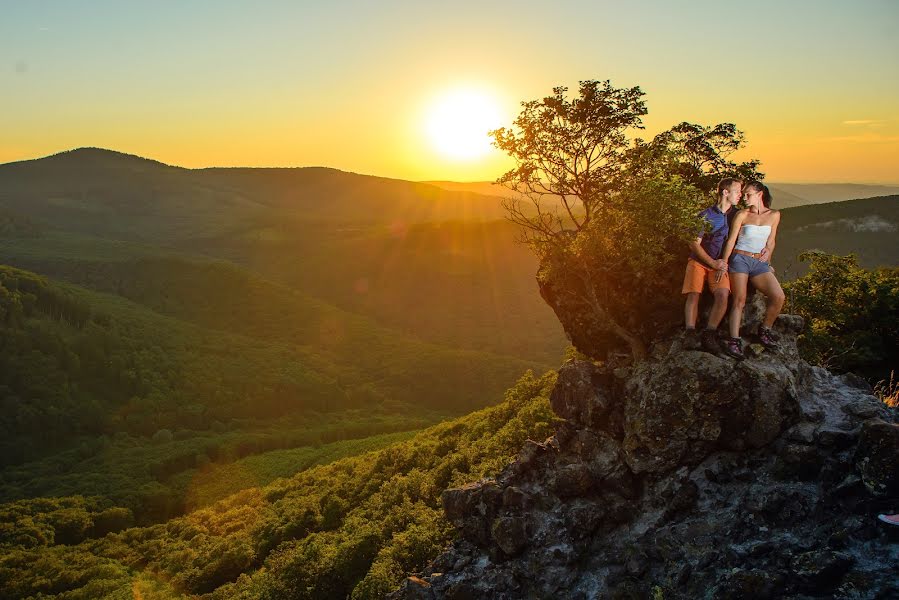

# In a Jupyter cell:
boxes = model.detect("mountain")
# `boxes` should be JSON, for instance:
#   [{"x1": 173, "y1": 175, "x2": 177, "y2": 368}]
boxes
[
  {"x1": 0, "y1": 148, "x2": 570, "y2": 367},
  {"x1": 3, "y1": 298, "x2": 895, "y2": 599},
  {"x1": 769, "y1": 183, "x2": 899, "y2": 206},
  {"x1": 0, "y1": 366, "x2": 560, "y2": 599},
  {"x1": 390, "y1": 299, "x2": 899, "y2": 599},
  {"x1": 0, "y1": 148, "x2": 510, "y2": 245},
  {"x1": 774, "y1": 196, "x2": 899, "y2": 278}
]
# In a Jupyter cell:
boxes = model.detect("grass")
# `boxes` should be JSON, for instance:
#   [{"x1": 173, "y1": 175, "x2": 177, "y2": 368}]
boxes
[{"x1": 874, "y1": 371, "x2": 898, "y2": 408}]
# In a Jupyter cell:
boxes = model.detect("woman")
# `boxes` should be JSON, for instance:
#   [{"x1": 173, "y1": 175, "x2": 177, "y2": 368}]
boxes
[{"x1": 717, "y1": 180, "x2": 786, "y2": 359}]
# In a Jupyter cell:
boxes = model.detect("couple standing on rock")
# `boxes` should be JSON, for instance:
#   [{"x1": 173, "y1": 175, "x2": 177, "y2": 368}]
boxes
[{"x1": 682, "y1": 177, "x2": 786, "y2": 359}]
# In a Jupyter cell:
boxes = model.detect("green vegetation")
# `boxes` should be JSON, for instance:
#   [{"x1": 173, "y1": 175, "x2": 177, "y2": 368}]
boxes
[
  {"x1": 1, "y1": 141, "x2": 897, "y2": 600},
  {"x1": 0, "y1": 260, "x2": 550, "y2": 531},
  {"x1": 774, "y1": 196, "x2": 899, "y2": 279},
  {"x1": 0, "y1": 260, "x2": 543, "y2": 458},
  {"x1": 490, "y1": 80, "x2": 762, "y2": 360},
  {"x1": 784, "y1": 251, "x2": 899, "y2": 382},
  {"x1": 0, "y1": 369, "x2": 559, "y2": 599}
]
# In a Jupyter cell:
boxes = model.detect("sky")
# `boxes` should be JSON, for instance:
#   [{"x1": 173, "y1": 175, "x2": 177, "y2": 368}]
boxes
[{"x1": 2, "y1": 0, "x2": 898, "y2": 183}]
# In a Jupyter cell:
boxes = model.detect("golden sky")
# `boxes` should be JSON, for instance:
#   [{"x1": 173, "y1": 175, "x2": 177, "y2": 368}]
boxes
[{"x1": 2, "y1": 1, "x2": 897, "y2": 183}]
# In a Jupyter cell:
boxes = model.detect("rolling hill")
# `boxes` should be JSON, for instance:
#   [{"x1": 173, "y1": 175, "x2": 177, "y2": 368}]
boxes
[
  {"x1": 774, "y1": 195, "x2": 899, "y2": 277},
  {"x1": 0, "y1": 148, "x2": 511, "y2": 245}
]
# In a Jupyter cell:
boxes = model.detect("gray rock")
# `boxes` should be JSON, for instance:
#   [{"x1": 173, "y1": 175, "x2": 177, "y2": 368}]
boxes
[
  {"x1": 791, "y1": 549, "x2": 854, "y2": 592},
  {"x1": 854, "y1": 418, "x2": 899, "y2": 496},
  {"x1": 550, "y1": 360, "x2": 615, "y2": 430},
  {"x1": 491, "y1": 516, "x2": 529, "y2": 556},
  {"x1": 388, "y1": 313, "x2": 898, "y2": 600}
]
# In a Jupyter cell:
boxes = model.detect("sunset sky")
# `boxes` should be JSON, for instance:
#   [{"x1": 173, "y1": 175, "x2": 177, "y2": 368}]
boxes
[{"x1": 2, "y1": 0, "x2": 897, "y2": 183}]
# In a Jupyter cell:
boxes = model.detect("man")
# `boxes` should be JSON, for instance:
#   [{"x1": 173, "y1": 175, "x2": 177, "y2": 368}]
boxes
[{"x1": 682, "y1": 177, "x2": 742, "y2": 352}]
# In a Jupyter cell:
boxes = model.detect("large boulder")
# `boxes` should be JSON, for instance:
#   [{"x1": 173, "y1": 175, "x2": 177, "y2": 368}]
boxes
[
  {"x1": 389, "y1": 311, "x2": 899, "y2": 600},
  {"x1": 622, "y1": 348, "x2": 801, "y2": 474},
  {"x1": 854, "y1": 418, "x2": 899, "y2": 496}
]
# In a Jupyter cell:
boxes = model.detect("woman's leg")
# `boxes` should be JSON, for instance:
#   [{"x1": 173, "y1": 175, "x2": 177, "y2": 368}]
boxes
[
  {"x1": 750, "y1": 271, "x2": 786, "y2": 327},
  {"x1": 728, "y1": 273, "x2": 749, "y2": 338}
]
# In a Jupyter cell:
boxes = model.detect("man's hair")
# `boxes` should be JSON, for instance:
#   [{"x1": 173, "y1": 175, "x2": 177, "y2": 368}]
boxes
[{"x1": 717, "y1": 177, "x2": 742, "y2": 197}]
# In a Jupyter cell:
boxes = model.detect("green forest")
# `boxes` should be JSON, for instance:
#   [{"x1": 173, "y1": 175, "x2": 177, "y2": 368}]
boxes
[{"x1": 0, "y1": 145, "x2": 897, "y2": 599}]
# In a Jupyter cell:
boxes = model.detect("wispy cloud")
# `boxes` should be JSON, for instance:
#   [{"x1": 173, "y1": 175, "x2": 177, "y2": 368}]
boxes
[
  {"x1": 842, "y1": 119, "x2": 886, "y2": 126},
  {"x1": 826, "y1": 133, "x2": 899, "y2": 143}
]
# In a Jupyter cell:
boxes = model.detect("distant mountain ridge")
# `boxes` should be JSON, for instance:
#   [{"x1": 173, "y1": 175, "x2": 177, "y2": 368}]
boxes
[
  {"x1": 422, "y1": 180, "x2": 899, "y2": 209},
  {"x1": 0, "y1": 148, "x2": 510, "y2": 244}
]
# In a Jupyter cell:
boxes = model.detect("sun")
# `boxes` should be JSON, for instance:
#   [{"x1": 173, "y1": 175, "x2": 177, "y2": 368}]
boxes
[{"x1": 425, "y1": 88, "x2": 504, "y2": 160}]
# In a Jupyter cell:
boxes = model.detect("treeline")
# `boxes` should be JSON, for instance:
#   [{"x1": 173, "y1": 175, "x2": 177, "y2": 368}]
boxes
[
  {"x1": 0, "y1": 418, "x2": 428, "y2": 524},
  {"x1": 0, "y1": 369, "x2": 559, "y2": 599},
  {"x1": 0, "y1": 258, "x2": 541, "y2": 470},
  {"x1": 0, "y1": 263, "x2": 358, "y2": 467},
  {"x1": 0, "y1": 266, "x2": 91, "y2": 328},
  {"x1": 784, "y1": 251, "x2": 899, "y2": 383}
]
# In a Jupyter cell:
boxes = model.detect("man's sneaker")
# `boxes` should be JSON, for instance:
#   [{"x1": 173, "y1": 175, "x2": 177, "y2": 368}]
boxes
[
  {"x1": 722, "y1": 337, "x2": 744, "y2": 360},
  {"x1": 700, "y1": 329, "x2": 721, "y2": 355},
  {"x1": 878, "y1": 513, "x2": 899, "y2": 527},
  {"x1": 758, "y1": 326, "x2": 779, "y2": 349}
]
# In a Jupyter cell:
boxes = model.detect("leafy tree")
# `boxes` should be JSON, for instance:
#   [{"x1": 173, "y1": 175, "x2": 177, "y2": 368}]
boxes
[
  {"x1": 490, "y1": 80, "x2": 762, "y2": 361},
  {"x1": 784, "y1": 251, "x2": 899, "y2": 381}
]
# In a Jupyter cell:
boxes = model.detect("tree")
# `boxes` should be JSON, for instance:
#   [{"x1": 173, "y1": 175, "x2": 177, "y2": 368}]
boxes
[
  {"x1": 490, "y1": 80, "x2": 762, "y2": 361},
  {"x1": 784, "y1": 251, "x2": 899, "y2": 381}
]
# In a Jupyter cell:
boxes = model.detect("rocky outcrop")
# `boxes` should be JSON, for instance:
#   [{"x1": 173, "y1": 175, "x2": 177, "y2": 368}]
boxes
[{"x1": 388, "y1": 300, "x2": 899, "y2": 599}]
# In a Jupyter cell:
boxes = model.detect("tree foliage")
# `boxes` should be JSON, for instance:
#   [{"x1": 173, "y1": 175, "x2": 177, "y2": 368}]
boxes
[
  {"x1": 784, "y1": 251, "x2": 899, "y2": 381},
  {"x1": 0, "y1": 370, "x2": 560, "y2": 599},
  {"x1": 490, "y1": 80, "x2": 763, "y2": 361}
]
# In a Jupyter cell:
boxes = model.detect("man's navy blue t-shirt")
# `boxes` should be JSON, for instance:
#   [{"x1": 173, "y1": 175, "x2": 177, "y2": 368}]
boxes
[{"x1": 689, "y1": 205, "x2": 731, "y2": 263}]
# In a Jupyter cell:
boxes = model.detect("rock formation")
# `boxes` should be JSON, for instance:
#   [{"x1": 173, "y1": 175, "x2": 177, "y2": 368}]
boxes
[{"x1": 388, "y1": 298, "x2": 899, "y2": 599}]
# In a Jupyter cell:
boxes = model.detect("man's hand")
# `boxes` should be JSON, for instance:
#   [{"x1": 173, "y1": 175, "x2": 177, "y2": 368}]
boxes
[{"x1": 713, "y1": 259, "x2": 727, "y2": 272}]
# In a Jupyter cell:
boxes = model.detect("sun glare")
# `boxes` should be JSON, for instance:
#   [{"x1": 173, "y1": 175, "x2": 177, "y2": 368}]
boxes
[{"x1": 425, "y1": 88, "x2": 504, "y2": 160}]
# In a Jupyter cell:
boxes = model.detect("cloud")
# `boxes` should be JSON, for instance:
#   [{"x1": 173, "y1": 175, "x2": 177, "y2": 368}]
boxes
[
  {"x1": 796, "y1": 215, "x2": 897, "y2": 233},
  {"x1": 842, "y1": 119, "x2": 886, "y2": 126},
  {"x1": 826, "y1": 133, "x2": 899, "y2": 143}
]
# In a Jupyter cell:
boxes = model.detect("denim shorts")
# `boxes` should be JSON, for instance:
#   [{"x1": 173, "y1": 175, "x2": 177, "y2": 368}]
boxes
[{"x1": 729, "y1": 253, "x2": 771, "y2": 277}]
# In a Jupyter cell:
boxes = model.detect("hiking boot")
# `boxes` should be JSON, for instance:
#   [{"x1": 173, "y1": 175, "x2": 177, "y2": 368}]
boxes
[
  {"x1": 757, "y1": 326, "x2": 779, "y2": 349},
  {"x1": 721, "y1": 337, "x2": 745, "y2": 360},
  {"x1": 682, "y1": 328, "x2": 701, "y2": 351},
  {"x1": 700, "y1": 329, "x2": 721, "y2": 355}
]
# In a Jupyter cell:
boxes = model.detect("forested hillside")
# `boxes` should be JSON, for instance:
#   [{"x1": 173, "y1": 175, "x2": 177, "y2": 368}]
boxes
[{"x1": 0, "y1": 369, "x2": 558, "y2": 599}]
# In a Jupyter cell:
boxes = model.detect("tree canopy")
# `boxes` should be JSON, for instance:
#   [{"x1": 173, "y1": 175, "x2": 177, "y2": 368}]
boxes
[{"x1": 490, "y1": 80, "x2": 762, "y2": 361}]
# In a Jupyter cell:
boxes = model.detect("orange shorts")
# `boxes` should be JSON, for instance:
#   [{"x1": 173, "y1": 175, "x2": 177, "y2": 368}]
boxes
[{"x1": 682, "y1": 258, "x2": 730, "y2": 294}]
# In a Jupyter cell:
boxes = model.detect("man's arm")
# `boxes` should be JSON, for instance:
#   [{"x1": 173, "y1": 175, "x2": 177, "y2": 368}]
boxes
[
  {"x1": 719, "y1": 210, "x2": 747, "y2": 266},
  {"x1": 689, "y1": 238, "x2": 726, "y2": 271}
]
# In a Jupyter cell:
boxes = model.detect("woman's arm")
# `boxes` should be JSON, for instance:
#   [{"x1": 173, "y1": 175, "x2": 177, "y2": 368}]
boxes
[
  {"x1": 760, "y1": 211, "x2": 781, "y2": 262},
  {"x1": 720, "y1": 209, "x2": 747, "y2": 265}
]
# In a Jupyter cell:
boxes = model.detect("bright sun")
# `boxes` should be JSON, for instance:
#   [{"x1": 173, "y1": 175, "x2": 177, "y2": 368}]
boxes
[{"x1": 425, "y1": 88, "x2": 504, "y2": 160}]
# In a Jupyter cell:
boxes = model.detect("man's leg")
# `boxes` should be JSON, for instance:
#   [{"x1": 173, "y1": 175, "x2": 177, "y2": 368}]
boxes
[
  {"x1": 707, "y1": 286, "x2": 730, "y2": 329},
  {"x1": 682, "y1": 260, "x2": 705, "y2": 330},
  {"x1": 684, "y1": 292, "x2": 700, "y2": 329}
]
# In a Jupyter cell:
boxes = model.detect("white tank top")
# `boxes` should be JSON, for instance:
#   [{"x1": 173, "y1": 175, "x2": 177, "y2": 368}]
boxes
[{"x1": 735, "y1": 224, "x2": 771, "y2": 253}]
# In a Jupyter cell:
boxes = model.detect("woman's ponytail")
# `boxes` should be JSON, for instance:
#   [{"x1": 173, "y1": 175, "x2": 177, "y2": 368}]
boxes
[{"x1": 745, "y1": 180, "x2": 772, "y2": 208}]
